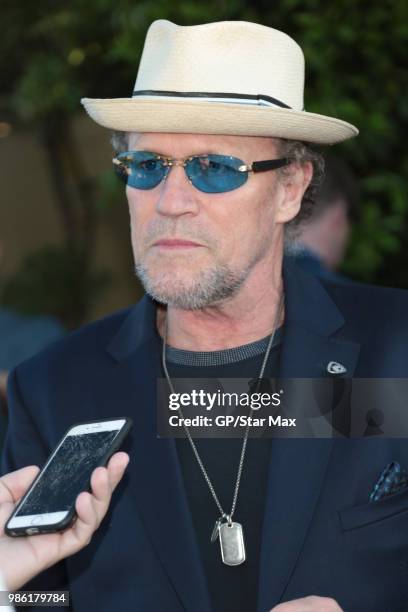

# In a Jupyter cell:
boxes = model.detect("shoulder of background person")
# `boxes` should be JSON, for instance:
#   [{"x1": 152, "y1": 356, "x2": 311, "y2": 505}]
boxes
[
  {"x1": 0, "y1": 307, "x2": 66, "y2": 370},
  {"x1": 0, "y1": 307, "x2": 64, "y2": 333},
  {"x1": 10, "y1": 303, "x2": 137, "y2": 386}
]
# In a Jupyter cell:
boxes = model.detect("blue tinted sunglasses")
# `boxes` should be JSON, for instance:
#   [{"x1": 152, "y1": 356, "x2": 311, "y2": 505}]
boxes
[{"x1": 112, "y1": 151, "x2": 291, "y2": 194}]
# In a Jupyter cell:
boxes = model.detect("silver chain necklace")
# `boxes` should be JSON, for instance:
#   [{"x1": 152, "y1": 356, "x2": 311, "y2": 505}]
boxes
[{"x1": 161, "y1": 292, "x2": 284, "y2": 566}]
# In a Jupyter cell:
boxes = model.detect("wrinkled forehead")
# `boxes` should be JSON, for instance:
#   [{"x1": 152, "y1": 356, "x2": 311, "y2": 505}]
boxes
[{"x1": 127, "y1": 131, "x2": 281, "y2": 158}]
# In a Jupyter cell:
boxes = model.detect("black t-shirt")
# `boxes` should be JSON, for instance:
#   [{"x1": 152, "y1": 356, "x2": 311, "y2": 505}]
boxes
[{"x1": 164, "y1": 327, "x2": 284, "y2": 612}]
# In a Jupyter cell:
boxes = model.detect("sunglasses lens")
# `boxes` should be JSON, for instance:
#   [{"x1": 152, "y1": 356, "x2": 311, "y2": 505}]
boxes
[
  {"x1": 186, "y1": 155, "x2": 248, "y2": 193},
  {"x1": 113, "y1": 151, "x2": 167, "y2": 190}
]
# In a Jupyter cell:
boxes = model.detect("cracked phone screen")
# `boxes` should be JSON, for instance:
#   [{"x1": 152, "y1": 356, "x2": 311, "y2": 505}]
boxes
[{"x1": 15, "y1": 430, "x2": 119, "y2": 516}]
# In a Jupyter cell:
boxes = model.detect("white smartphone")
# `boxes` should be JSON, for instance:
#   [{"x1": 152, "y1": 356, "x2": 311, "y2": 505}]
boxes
[{"x1": 5, "y1": 417, "x2": 132, "y2": 537}]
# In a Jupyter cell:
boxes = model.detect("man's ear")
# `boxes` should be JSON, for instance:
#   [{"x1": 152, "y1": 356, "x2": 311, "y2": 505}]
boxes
[{"x1": 275, "y1": 161, "x2": 313, "y2": 223}]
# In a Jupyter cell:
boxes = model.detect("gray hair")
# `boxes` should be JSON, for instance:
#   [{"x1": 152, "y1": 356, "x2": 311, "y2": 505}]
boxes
[
  {"x1": 110, "y1": 130, "x2": 324, "y2": 243},
  {"x1": 275, "y1": 139, "x2": 325, "y2": 243}
]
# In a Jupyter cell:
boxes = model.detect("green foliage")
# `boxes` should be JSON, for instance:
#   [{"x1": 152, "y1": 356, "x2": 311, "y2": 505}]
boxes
[
  {"x1": 0, "y1": 245, "x2": 111, "y2": 329},
  {"x1": 1, "y1": 0, "x2": 408, "y2": 327}
]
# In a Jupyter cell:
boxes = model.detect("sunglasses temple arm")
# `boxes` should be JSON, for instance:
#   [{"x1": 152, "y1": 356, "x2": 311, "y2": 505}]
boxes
[{"x1": 251, "y1": 158, "x2": 290, "y2": 173}]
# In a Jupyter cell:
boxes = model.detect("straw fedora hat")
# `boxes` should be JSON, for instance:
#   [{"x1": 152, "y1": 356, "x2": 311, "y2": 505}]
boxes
[{"x1": 81, "y1": 19, "x2": 358, "y2": 145}]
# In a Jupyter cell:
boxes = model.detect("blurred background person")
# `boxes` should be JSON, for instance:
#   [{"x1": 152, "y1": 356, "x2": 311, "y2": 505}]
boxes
[
  {"x1": 288, "y1": 155, "x2": 359, "y2": 279},
  {"x1": 0, "y1": 241, "x2": 66, "y2": 450}
]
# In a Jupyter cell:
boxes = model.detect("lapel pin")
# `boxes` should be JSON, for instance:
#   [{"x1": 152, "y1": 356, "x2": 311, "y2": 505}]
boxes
[{"x1": 326, "y1": 361, "x2": 347, "y2": 375}]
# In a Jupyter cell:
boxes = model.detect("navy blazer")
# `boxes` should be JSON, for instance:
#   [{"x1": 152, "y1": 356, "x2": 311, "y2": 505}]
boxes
[{"x1": 3, "y1": 258, "x2": 408, "y2": 612}]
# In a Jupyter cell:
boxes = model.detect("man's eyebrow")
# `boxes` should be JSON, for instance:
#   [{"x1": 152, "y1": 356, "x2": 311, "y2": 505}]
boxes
[{"x1": 128, "y1": 148, "x2": 240, "y2": 157}]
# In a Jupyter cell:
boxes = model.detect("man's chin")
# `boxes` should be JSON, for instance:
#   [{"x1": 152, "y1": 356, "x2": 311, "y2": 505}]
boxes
[
  {"x1": 134, "y1": 260, "x2": 247, "y2": 309},
  {"x1": 142, "y1": 282, "x2": 202, "y2": 308}
]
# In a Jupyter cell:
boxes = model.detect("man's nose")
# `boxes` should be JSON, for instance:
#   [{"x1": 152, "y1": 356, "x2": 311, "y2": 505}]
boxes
[{"x1": 155, "y1": 164, "x2": 200, "y2": 217}]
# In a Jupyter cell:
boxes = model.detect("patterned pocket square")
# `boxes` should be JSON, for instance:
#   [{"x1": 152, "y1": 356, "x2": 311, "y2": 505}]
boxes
[{"x1": 369, "y1": 461, "x2": 408, "y2": 502}]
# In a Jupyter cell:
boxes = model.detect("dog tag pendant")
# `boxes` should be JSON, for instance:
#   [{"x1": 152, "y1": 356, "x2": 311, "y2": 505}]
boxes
[{"x1": 218, "y1": 521, "x2": 246, "y2": 566}]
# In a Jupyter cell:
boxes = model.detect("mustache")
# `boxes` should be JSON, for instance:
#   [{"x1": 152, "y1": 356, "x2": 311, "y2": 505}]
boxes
[{"x1": 143, "y1": 220, "x2": 215, "y2": 247}]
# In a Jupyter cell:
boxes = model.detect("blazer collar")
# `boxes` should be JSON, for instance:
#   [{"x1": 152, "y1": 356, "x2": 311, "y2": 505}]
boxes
[
  {"x1": 282, "y1": 256, "x2": 344, "y2": 335},
  {"x1": 106, "y1": 294, "x2": 159, "y2": 362},
  {"x1": 107, "y1": 256, "x2": 355, "y2": 363},
  {"x1": 278, "y1": 257, "x2": 360, "y2": 378}
]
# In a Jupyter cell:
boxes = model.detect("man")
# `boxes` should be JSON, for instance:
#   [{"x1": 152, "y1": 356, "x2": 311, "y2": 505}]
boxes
[
  {"x1": 3, "y1": 19, "x2": 408, "y2": 612},
  {"x1": 289, "y1": 156, "x2": 359, "y2": 279}
]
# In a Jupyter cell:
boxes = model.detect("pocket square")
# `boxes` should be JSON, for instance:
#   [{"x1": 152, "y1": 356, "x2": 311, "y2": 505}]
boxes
[{"x1": 369, "y1": 461, "x2": 408, "y2": 502}]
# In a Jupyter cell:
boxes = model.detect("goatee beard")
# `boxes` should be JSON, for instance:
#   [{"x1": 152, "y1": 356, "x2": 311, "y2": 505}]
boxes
[{"x1": 134, "y1": 262, "x2": 248, "y2": 310}]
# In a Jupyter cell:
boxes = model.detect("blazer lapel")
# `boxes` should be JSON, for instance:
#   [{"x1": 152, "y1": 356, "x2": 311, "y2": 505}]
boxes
[
  {"x1": 257, "y1": 260, "x2": 361, "y2": 611},
  {"x1": 107, "y1": 298, "x2": 212, "y2": 612}
]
